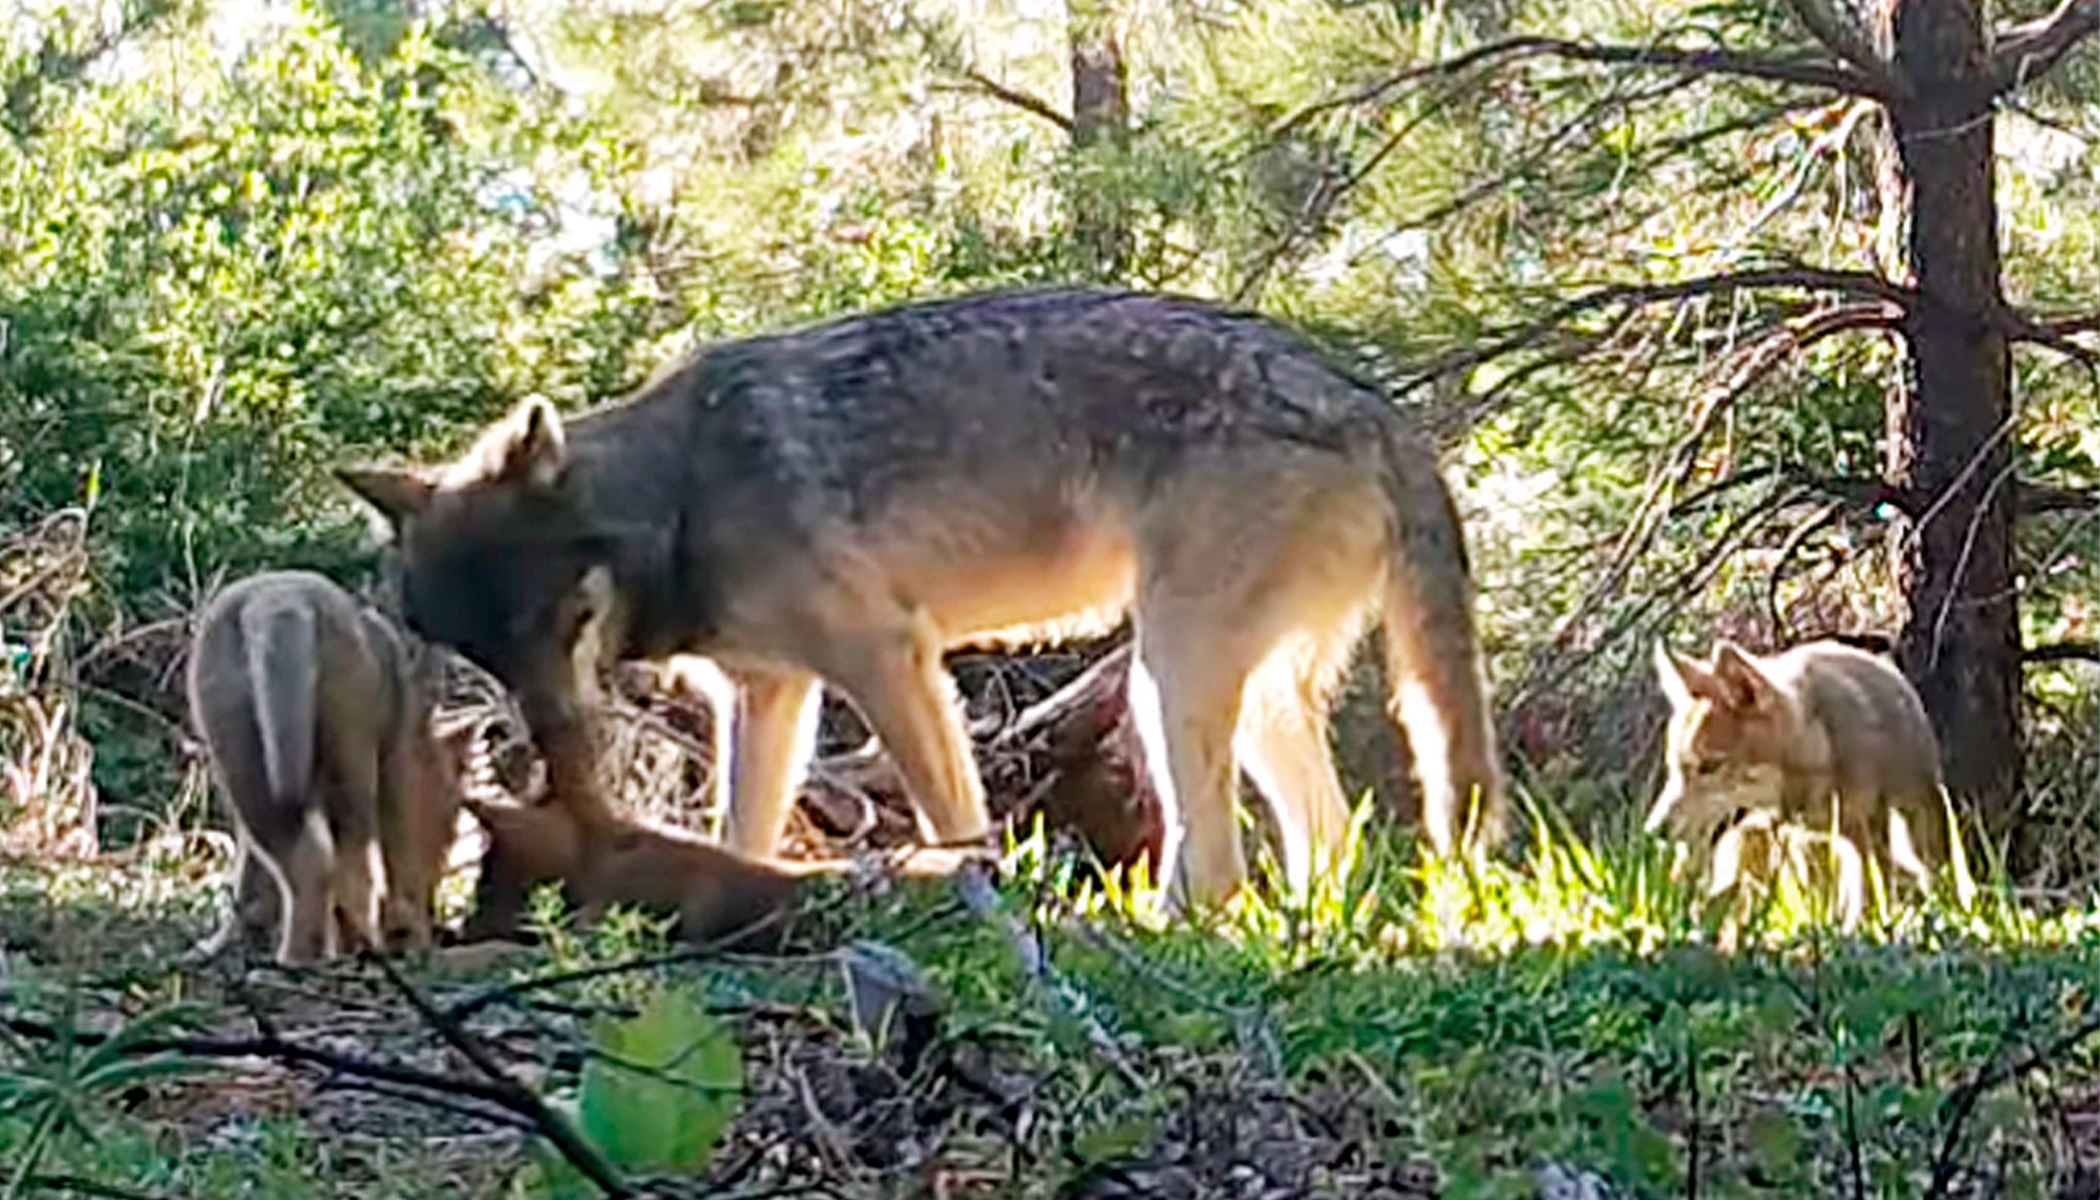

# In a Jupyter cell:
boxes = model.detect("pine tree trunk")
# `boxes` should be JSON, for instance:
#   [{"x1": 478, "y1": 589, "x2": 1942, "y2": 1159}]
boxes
[
  {"x1": 1884, "y1": 0, "x2": 2023, "y2": 852},
  {"x1": 1066, "y1": 0, "x2": 1129, "y2": 280}
]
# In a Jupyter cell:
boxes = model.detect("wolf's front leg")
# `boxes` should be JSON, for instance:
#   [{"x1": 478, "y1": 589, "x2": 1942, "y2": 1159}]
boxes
[
  {"x1": 719, "y1": 668, "x2": 821, "y2": 857},
  {"x1": 812, "y1": 617, "x2": 990, "y2": 851}
]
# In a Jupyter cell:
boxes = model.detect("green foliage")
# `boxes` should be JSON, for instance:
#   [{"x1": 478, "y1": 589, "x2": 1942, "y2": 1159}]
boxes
[
  {"x1": 521, "y1": 983, "x2": 742, "y2": 1199},
  {"x1": 0, "y1": 988, "x2": 204, "y2": 1192}
]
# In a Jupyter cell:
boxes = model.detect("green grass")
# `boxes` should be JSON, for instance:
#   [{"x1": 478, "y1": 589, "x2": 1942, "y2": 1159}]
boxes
[{"x1": 0, "y1": 800, "x2": 2098, "y2": 1199}]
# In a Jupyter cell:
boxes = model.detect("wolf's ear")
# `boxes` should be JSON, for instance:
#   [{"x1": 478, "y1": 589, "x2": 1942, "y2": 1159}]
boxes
[
  {"x1": 1710, "y1": 641, "x2": 1775, "y2": 710},
  {"x1": 490, "y1": 394, "x2": 568, "y2": 489},
  {"x1": 1653, "y1": 641, "x2": 1695, "y2": 707},
  {"x1": 1653, "y1": 641, "x2": 1721, "y2": 707},
  {"x1": 337, "y1": 467, "x2": 434, "y2": 524}
]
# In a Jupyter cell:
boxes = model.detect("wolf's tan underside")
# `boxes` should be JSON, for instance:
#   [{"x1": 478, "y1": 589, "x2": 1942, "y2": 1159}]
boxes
[
  {"x1": 341, "y1": 288, "x2": 1506, "y2": 907},
  {"x1": 186, "y1": 570, "x2": 466, "y2": 966}
]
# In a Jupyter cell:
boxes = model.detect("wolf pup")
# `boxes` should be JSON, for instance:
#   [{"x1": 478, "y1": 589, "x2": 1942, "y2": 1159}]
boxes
[
  {"x1": 1650, "y1": 637, "x2": 1953, "y2": 915},
  {"x1": 340, "y1": 287, "x2": 1504, "y2": 907},
  {"x1": 462, "y1": 796, "x2": 902, "y2": 951},
  {"x1": 187, "y1": 571, "x2": 468, "y2": 965}
]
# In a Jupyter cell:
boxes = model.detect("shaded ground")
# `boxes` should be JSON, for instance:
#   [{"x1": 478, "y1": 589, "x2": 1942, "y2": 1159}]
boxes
[{"x1": 6, "y1": 839, "x2": 2100, "y2": 1200}]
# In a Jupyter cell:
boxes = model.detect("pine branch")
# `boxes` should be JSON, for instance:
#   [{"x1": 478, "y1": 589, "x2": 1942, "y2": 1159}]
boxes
[
  {"x1": 1399, "y1": 268, "x2": 1914, "y2": 394},
  {"x1": 2024, "y1": 641, "x2": 2100, "y2": 664},
  {"x1": 1278, "y1": 33, "x2": 1889, "y2": 133},
  {"x1": 1984, "y1": 0, "x2": 2100, "y2": 97}
]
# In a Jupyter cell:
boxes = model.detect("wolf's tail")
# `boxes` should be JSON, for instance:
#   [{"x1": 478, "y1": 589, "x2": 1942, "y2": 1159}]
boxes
[
  {"x1": 1375, "y1": 425, "x2": 1506, "y2": 857},
  {"x1": 240, "y1": 600, "x2": 321, "y2": 816}
]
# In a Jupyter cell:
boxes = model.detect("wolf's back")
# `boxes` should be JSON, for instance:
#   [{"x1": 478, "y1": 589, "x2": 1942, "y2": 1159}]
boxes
[
  {"x1": 190, "y1": 572, "x2": 369, "y2": 818},
  {"x1": 1788, "y1": 642, "x2": 1942, "y2": 796}
]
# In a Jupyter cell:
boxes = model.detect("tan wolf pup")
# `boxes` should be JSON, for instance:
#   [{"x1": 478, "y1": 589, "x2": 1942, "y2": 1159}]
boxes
[
  {"x1": 460, "y1": 795, "x2": 958, "y2": 950},
  {"x1": 1649, "y1": 637, "x2": 1956, "y2": 918},
  {"x1": 340, "y1": 287, "x2": 1505, "y2": 907},
  {"x1": 187, "y1": 571, "x2": 469, "y2": 965}
]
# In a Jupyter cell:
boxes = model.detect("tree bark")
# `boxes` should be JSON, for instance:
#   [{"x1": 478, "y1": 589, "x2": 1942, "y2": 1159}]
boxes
[
  {"x1": 1067, "y1": 0, "x2": 1129, "y2": 280},
  {"x1": 1884, "y1": 0, "x2": 2023, "y2": 852}
]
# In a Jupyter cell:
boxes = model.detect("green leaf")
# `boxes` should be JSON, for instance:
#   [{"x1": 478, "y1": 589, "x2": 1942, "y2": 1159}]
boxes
[{"x1": 575, "y1": 984, "x2": 741, "y2": 1173}]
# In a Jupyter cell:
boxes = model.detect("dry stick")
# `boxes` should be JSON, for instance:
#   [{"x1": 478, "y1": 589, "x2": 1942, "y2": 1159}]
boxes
[
  {"x1": 369, "y1": 954, "x2": 633, "y2": 1199},
  {"x1": 1764, "y1": 501, "x2": 1843, "y2": 643},
  {"x1": 0, "y1": 1012, "x2": 576, "y2": 1140},
  {"x1": 1927, "y1": 1006, "x2": 2100, "y2": 1200},
  {"x1": 18, "y1": 1176, "x2": 178, "y2": 1200}
]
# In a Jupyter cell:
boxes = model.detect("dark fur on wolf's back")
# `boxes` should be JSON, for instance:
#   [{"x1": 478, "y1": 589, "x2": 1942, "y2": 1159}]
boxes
[{"x1": 343, "y1": 286, "x2": 1503, "y2": 905}]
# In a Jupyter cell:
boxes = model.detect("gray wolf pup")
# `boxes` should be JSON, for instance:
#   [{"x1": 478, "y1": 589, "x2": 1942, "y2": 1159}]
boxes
[
  {"x1": 340, "y1": 287, "x2": 1504, "y2": 906},
  {"x1": 187, "y1": 571, "x2": 468, "y2": 965},
  {"x1": 1650, "y1": 637, "x2": 1954, "y2": 915}
]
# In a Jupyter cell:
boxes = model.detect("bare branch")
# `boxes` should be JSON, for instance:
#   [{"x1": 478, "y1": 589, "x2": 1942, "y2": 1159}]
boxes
[
  {"x1": 952, "y1": 67, "x2": 1072, "y2": 132},
  {"x1": 1400, "y1": 268, "x2": 1913, "y2": 395},
  {"x1": 370, "y1": 955, "x2": 632, "y2": 1198},
  {"x1": 1993, "y1": 303, "x2": 2100, "y2": 375},
  {"x1": 1779, "y1": 0, "x2": 1902, "y2": 93},
  {"x1": 1277, "y1": 33, "x2": 1889, "y2": 134},
  {"x1": 1984, "y1": 0, "x2": 2100, "y2": 97},
  {"x1": 1927, "y1": 1004, "x2": 2100, "y2": 1198},
  {"x1": 2019, "y1": 480, "x2": 2100, "y2": 515},
  {"x1": 2025, "y1": 640, "x2": 2100, "y2": 665},
  {"x1": 903, "y1": 9, "x2": 1073, "y2": 132},
  {"x1": 1785, "y1": 469, "x2": 1907, "y2": 514}
]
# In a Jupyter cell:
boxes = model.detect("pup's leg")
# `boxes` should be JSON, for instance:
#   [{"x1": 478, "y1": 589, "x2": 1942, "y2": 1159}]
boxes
[
  {"x1": 253, "y1": 811, "x2": 336, "y2": 966},
  {"x1": 1128, "y1": 612, "x2": 1257, "y2": 908},
  {"x1": 325, "y1": 752, "x2": 386, "y2": 955}
]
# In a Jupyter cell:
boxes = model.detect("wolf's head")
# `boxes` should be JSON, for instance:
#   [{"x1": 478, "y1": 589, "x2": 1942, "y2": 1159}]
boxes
[
  {"x1": 1648, "y1": 640, "x2": 1799, "y2": 847},
  {"x1": 338, "y1": 397, "x2": 618, "y2": 719}
]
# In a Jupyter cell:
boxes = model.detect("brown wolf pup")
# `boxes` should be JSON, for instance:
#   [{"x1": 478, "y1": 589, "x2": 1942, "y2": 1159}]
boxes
[
  {"x1": 459, "y1": 796, "x2": 935, "y2": 950},
  {"x1": 187, "y1": 571, "x2": 469, "y2": 965},
  {"x1": 340, "y1": 288, "x2": 1504, "y2": 908},
  {"x1": 1649, "y1": 638, "x2": 1955, "y2": 916}
]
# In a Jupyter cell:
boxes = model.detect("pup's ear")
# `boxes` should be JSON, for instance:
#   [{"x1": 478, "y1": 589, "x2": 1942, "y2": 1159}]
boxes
[
  {"x1": 337, "y1": 467, "x2": 434, "y2": 525},
  {"x1": 1710, "y1": 641, "x2": 1776, "y2": 711},
  {"x1": 1653, "y1": 641, "x2": 1697, "y2": 708}
]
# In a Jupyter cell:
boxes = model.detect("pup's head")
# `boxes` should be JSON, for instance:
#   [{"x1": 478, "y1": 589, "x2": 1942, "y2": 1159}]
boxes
[
  {"x1": 1648, "y1": 640, "x2": 1796, "y2": 847},
  {"x1": 458, "y1": 793, "x2": 586, "y2": 943},
  {"x1": 337, "y1": 397, "x2": 621, "y2": 726}
]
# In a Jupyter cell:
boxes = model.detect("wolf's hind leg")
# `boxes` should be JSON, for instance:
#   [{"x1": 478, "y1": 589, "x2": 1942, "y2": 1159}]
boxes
[
  {"x1": 1237, "y1": 633, "x2": 1355, "y2": 895},
  {"x1": 1127, "y1": 607, "x2": 1261, "y2": 908},
  {"x1": 324, "y1": 752, "x2": 386, "y2": 954},
  {"x1": 253, "y1": 812, "x2": 336, "y2": 966}
]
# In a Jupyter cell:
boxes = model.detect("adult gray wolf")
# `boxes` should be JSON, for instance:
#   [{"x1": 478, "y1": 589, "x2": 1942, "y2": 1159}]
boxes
[
  {"x1": 1650, "y1": 637, "x2": 1957, "y2": 917},
  {"x1": 339, "y1": 287, "x2": 1504, "y2": 906},
  {"x1": 186, "y1": 570, "x2": 468, "y2": 965}
]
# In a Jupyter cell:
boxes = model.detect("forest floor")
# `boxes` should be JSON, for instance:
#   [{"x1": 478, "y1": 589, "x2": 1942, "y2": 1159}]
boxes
[{"x1": 2, "y1": 815, "x2": 2099, "y2": 1200}]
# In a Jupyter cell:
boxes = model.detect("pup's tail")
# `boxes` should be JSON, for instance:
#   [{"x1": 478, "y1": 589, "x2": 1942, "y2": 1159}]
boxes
[{"x1": 241, "y1": 600, "x2": 320, "y2": 818}]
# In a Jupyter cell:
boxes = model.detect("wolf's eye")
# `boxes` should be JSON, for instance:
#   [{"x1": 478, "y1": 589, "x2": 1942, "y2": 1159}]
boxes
[{"x1": 1694, "y1": 760, "x2": 1723, "y2": 778}]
